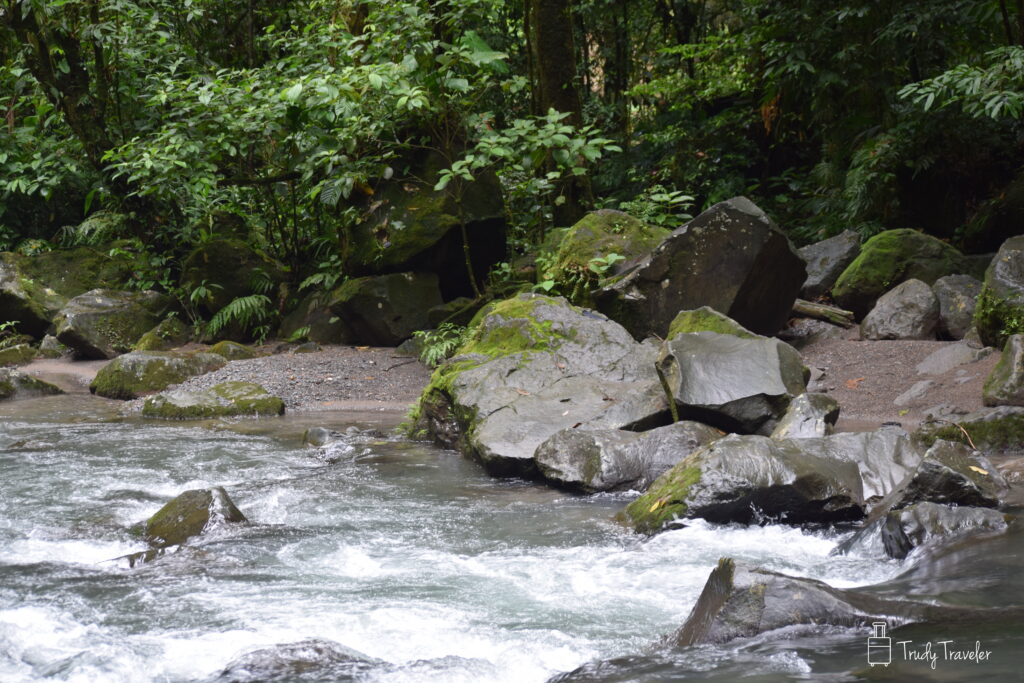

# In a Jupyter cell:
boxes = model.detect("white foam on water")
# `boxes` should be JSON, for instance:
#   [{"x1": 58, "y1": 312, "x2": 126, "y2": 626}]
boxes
[{"x1": 0, "y1": 537, "x2": 143, "y2": 566}]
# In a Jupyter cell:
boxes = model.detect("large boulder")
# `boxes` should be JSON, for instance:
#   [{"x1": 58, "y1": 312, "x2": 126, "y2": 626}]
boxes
[
  {"x1": 142, "y1": 381, "x2": 285, "y2": 419},
  {"x1": 212, "y1": 639, "x2": 378, "y2": 683},
  {"x1": 860, "y1": 279, "x2": 939, "y2": 340},
  {"x1": 623, "y1": 434, "x2": 865, "y2": 533},
  {"x1": 798, "y1": 229, "x2": 861, "y2": 299},
  {"x1": 180, "y1": 239, "x2": 286, "y2": 314},
  {"x1": 344, "y1": 151, "x2": 506, "y2": 299},
  {"x1": 594, "y1": 197, "x2": 806, "y2": 338},
  {"x1": 0, "y1": 253, "x2": 65, "y2": 338},
  {"x1": 656, "y1": 331, "x2": 807, "y2": 434},
  {"x1": 416, "y1": 294, "x2": 670, "y2": 477},
  {"x1": 278, "y1": 292, "x2": 353, "y2": 344},
  {"x1": 328, "y1": 272, "x2": 443, "y2": 346},
  {"x1": 891, "y1": 439, "x2": 1008, "y2": 510},
  {"x1": 133, "y1": 317, "x2": 192, "y2": 351},
  {"x1": 666, "y1": 306, "x2": 758, "y2": 339},
  {"x1": 534, "y1": 421, "x2": 723, "y2": 493},
  {"x1": 984, "y1": 334, "x2": 1024, "y2": 406},
  {"x1": 769, "y1": 393, "x2": 840, "y2": 439},
  {"x1": 832, "y1": 229, "x2": 972, "y2": 318},
  {"x1": 144, "y1": 486, "x2": 246, "y2": 547},
  {"x1": 933, "y1": 274, "x2": 982, "y2": 340},
  {"x1": 974, "y1": 235, "x2": 1024, "y2": 347},
  {"x1": 547, "y1": 210, "x2": 670, "y2": 305},
  {"x1": 0, "y1": 368, "x2": 63, "y2": 400},
  {"x1": 90, "y1": 351, "x2": 227, "y2": 400},
  {"x1": 54, "y1": 289, "x2": 171, "y2": 359}
]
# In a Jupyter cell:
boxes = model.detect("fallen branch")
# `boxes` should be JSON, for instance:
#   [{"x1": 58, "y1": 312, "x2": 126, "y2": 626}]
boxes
[{"x1": 792, "y1": 299, "x2": 855, "y2": 328}]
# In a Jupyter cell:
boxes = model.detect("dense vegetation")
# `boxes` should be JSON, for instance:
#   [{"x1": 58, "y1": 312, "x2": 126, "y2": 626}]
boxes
[{"x1": 1, "y1": 0, "x2": 1022, "y2": 338}]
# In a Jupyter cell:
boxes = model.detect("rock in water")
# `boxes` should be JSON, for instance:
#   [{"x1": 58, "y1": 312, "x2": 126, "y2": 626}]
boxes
[
  {"x1": 328, "y1": 272, "x2": 443, "y2": 345},
  {"x1": 0, "y1": 368, "x2": 63, "y2": 400},
  {"x1": 212, "y1": 639, "x2": 378, "y2": 682},
  {"x1": 534, "y1": 421, "x2": 723, "y2": 493},
  {"x1": 417, "y1": 294, "x2": 669, "y2": 478},
  {"x1": 860, "y1": 279, "x2": 939, "y2": 340},
  {"x1": 984, "y1": 334, "x2": 1024, "y2": 406},
  {"x1": 595, "y1": 197, "x2": 805, "y2": 338},
  {"x1": 770, "y1": 393, "x2": 840, "y2": 439},
  {"x1": 933, "y1": 274, "x2": 982, "y2": 340},
  {"x1": 623, "y1": 434, "x2": 865, "y2": 533},
  {"x1": 144, "y1": 487, "x2": 246, "y2": 547},
  {"x1": 832, "y1": 228, "x2": 971, "y2": 318},
  {"x1": 142, "y1": 381, "x2": 285, "y2": 419},
  {"x1": 893, "y1": 439, "x2": 1008, "y2": 509},
  {"x1": 974, "y1": 235, "x2": 1024, "y2": 347},
  {"x1": 798, "y1": 229, "x2": 861, "y2": 299},
  {"x1": 54, "y1": 289, "x2": 171, "y2": 359},
  {"x1": 90, "y1": 351, "x2": 227, "y2": 400},
  {"x1": 656, "y1": 331, "x2": 807, "y2": 434}
]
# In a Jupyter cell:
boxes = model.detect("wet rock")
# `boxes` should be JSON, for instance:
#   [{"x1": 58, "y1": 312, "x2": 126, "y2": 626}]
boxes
[
  {"x1": 54, "y1": 289, "x2": 171, "y2": 359},
  {"x1": 0, "y1": 343, "x2": 37, "y2": 366},
  {"x1": 548, "y1": 210, "x2": 670, "y2": 305},
  {"x1": 836, "y1": 502, "x2": 1008, "y2": 560},
  {"x1": 915, "y1": 405, "x2": 1024, "y2": 451},
  {"x1": 211, "y1": 639, "x2": 378, "y2": 683},
  {"x1": 328, "y1": 272, "x2": 443, "y2": 346},
  {"x1": 666, "y1": 306, "x2": 758, "y2": 339},
  {"x1": 208, "y1": 340, "x2": 258, "y2": 360},
  {"x1": 769, "y1": 393, "x2": 840, "y2": 439},
  {"x1": 417, "y1": 294, "x2": 669, "y2": 478},
  {"x1": 142, "y1": 381, "x2": 285, "y2": 419},
  {"x1": 302, "y1": 427, "x2": 340, "y2": 448},
  {"x1": 144, "y1": 486, "x2": 247, "y2": 547},
  {"x1": 798, "y1": 229, "x2": 861, "y2": 299},
  {"x1": 983, "y1": 334, "x2": 1024, "y2": 406},
  {"x1": 933, "y1": 274, "x2": 982, "y2": 340},
  {"x1": 0, "y1": 368, "x2": 64, "y2": 400},
  {"x1": 595, "y1": 197, "x2": 806, "y2": 338},
  {"x1": 90, "y1": 351, "x2": 227, "y2": 400},
  {"x1": 278, "y1": 291, "x2": 354, "y2": 344},
  {"x1": 832, "y1": 229, "x2": 971, "y2": 318},
  {"x1": 860, "y1": 279, "x2": 939, "y2": 340},
  {"x1": 133, "y1": 317, "x2": 192, "y2": 351},
  {"x1": 623, "y1": 434, "x2": 865, "y2": 533},
  {"x1": 892, "y1": 439, "x2": 1008, "y2": 509},
  {"x1": 656, "y1": 332, "x2": 807, "y2": 434},
  {"x1": 534, "y1": 421, "x2": 723, "y2": 493},
  {"x1": 974, "y1": 235, "x2": 1024, "y2": 347}
]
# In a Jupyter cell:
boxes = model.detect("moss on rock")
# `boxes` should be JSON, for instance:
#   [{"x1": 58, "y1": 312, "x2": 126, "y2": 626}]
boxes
[
  {"x1": 0, "y1": 343, "x2": 37, "y2": 366},
  {"x1": 90, "y1": 351, "x2": 226, "y2": 400},
  {"x1": 142, "y1": 381, "x2": 285, "y2": 419},
  {"x1": 622, "y1": 454, "x2": 704, "y2": 533},
  {"x1": 0, "y1": 368, "x2": 63, "y2": 400},
  {"x1": 134, "y1": 317, "x2": 192, "y2": 351},
  {"x1": 208, "y1": 340, "x2": 258, "y2": 360},
  {"x1": 144, "y1": 486, "x2": 247, "y2": 547},
  {"x1": 667, "y1": 307, "x2": 759, "y2": 340}
]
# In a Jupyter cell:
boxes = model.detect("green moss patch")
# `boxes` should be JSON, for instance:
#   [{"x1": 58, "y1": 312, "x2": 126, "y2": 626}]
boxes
[
  {"x1": 622, "y1": 454, "x2": 704, "y2": 533},
  {"x1": 90, "y1": 351, "x2": 226, "y2": 400},
  {"x1": 667, "y1": 307, "x2": 759, "y2": 340},
  {"x1": 142, "y1": 381, "x2": 285, "y2": 419}
]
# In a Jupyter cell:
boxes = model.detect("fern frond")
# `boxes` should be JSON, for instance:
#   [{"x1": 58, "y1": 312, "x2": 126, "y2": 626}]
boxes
[{"x1": 207, "y1": 294, "x2": 272, "y2": 338}]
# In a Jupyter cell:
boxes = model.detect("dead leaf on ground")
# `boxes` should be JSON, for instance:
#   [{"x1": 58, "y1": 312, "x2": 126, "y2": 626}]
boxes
[
  {"x1": 515, "y1": 388, "x2": 530, "y2": 396},
  {"x1": 356, "y1": 346, "x2": 370, "y2": 351},
  {"x1": 969, "y1": 465, "x2": 989, "y2": 475},
  {"x1": 845, "y1": 377, "x2": 866, "y2": 389}
]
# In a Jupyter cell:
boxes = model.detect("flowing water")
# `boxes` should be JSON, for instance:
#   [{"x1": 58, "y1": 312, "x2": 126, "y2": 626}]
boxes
[{"x1": 1, "y1": 395, "x2": 1021, "y2": 682}]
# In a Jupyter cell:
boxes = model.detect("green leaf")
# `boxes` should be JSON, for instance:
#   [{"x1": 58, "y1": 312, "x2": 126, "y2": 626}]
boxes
[{"x1": 283, "y1": 83, "x2": 303, "y2": 102}]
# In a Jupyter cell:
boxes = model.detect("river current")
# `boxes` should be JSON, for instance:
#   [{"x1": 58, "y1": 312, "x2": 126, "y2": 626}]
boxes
[{"x1": 1, "y1": 395, "x2": 1020, "y2": 682}]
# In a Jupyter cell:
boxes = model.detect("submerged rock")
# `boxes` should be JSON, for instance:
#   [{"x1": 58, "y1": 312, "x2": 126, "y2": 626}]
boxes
[
  {"x1": 984, "y1": 334, "x2": 1024, "y2": 407},
  {"x1": 328, "y1": 272, "x2": 443, "y2": 346},
  {"x1": 90, "y1": 351, "x2": 226, "y2": 399},
  {"x1": 656, "y1": 331, "x2": 807, "y2": 434},
  {"x1": 595, "y1": 197, "x2": 805, "y2": 338},
  {"x1": 769, "y1": 393, "x2": 840, "y2": 439},
  {"x1": 798, "y1": 229, "x2": 861, "y2": 299},
  {"x1": 417, "y1": 294, "x2": 669, "y2": 478},
  {"x1": 144, "y1": 486, "x2": 247, "y2": 547},
  {"x1": 623, "y1": 434, "x2": 865, "y2": 533},
  {"x1": 534, "y1": 421, "x2": 723, "y2": 493},
  {"x1": 212, "y1": 639, "x2": 379, "y2": 683},
  {"x1": 142, "y1": 381, "x2": 285, "y2": 419},
  {"x1": 933, "y1": 274, "x2": 982, "y2": 340},
  {"x1": 54, "y1": 289, "x2": 171, "y2": 359},
  {"x1": 860, "y1": 279, "x2": 939, "y2": 340},
  {"x1": 0, "y1": 368, "x2": 63, "y2": 400}
]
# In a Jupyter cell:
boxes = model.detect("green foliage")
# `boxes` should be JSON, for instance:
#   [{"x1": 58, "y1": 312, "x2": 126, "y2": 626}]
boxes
[
  {"x1": 0, "y1": 320, "x2": 21, "y2": 350},
  {"x1": 413, "y1": 323, "x2": 471, "y2": 367},
  {"x1": 900, "y1": 47, "x2": 1024, "y2": 120},
  {"x1": 614, "y1": 186, "x2": 694, "y2": 229},
  {"x1": 206, "y1": 294, "x2": 274, "y2": 342}
]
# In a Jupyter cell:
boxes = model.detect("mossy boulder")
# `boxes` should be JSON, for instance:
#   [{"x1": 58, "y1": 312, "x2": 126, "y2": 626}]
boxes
[
  {"x1": 328, "y1": 272, "x2": 443, "y2": 346},
  {"x1": 0, "y1": 343, "x2": 37, "y2": 366},
  {"x1": 916, "y1": 406, "x2": 1024, "y2": 452},
  {"x1": 416, "y1": 294, "x2": 669, "y2": 477},
  {"x1": 832, "y1": 229, "x2": 972, "y2": 318},
  {"x1": 180, "y1": 238, "x2": 286, "y2": 314},
  {"x1": 142, "y1": 381, "x2": 285, "y2": 419},
  {"x1": 0, "y1": 368, "x2": 63, "y2": 400},
  {"x1": 38, "y1": 334, "x2": 68, "y2": 358},
  {"x1": 983, "y1": 334, "x2": 1024, "y2": 407},
  {"x1": 0, "y1": 252, "x2": 67, "y2": 338},
  {"x1": 667, "y1": 307, "x2": 758, "y2": 340},
  {"x1": 54, "y1": 289, "x2": 171, "y2": 359},
  {"x1": 344, "y1": 150, "x2": 506, "y2": 299},
  {"x1": 144, "y1": 486, "x2": 247, "y2": 547},
  {"x1": 133, "y1": 317, "x2": 192, "y2": 351},
  {"x1": 208, "y1": 340, "x2": 258, "y2": 360},
  {"x1": 547, "y1": 210, "x2": 670, "y2": 305},
  {"x1": 595, "y1": 197, "x2": 806, "y2": 338},
  {"x1": 623, "y1": 434, "x2": 864, "y2": 533},
  {"x1": 973, "y1": 235, "x2": 1024, "y2": 347},
  {"x1": 90, "y1": 351, "x2": 227, "y2": 400},
  {"x1": 278, "y1": 292, "x2": 353, "y2": 344}
]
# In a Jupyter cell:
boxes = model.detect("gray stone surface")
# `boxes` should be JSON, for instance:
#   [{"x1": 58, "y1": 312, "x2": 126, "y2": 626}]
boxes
[
  {"x1": 770, "y1": 393, "x2": 840, "y2": 439},
  {"x1": 976, "y1": 235, "x2": 1024, "y2": 346},
  {"x1": 860, "y1": 279, "x2": 939, "y2": 340},
  {"x1": 54, "y1": 289, "x2": 170, "y2": 359},
  {"x1": 984, "y1": 334, "x2": 1024, "y2": 406},
  {"x1": 328, "y1": 272, "x2": 443, "y2": 346},
  {"x1": 933, "y1": 274, "x2": 982, "y2": 340},
  {"x1": 798, "y1": 229, "x2": 861, "y2": 299}
]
